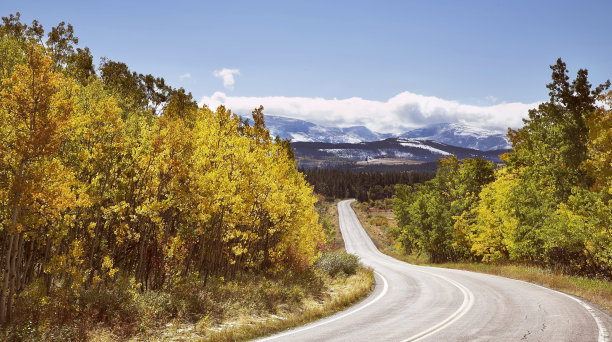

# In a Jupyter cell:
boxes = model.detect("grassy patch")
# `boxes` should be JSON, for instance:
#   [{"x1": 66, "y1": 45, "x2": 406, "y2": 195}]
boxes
[
  {"x1": 350, "y1": 200, "x2": 612, "y2": 315},
  {"x1": 202, "y1": 267, "x2": 373, "y2": 342}
]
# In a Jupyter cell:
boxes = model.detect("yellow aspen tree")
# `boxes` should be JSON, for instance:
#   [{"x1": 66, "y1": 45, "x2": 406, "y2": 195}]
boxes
[
  {"x1": 0, "y1": 45, "x2": 73, "y2": 324},
  {"x1": 467, "y1": 169, "x2": 519, "y2": 262},
  {"x1": 61, "y1": 79, "x2": 124, "y2": 288}
]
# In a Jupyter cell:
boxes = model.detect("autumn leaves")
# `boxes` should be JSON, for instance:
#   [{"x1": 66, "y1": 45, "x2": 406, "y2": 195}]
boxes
[{"x1": 0, "y1": 41, "x2": 323, "y2": 324}]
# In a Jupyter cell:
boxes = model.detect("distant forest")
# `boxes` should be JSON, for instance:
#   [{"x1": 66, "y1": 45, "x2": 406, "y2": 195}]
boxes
[
  {"x1": 301, "y1": 167, "x2": 433, "y2": 201},
  {"x1": 331, "y1": 162, "x2": 439, "y2": 174}
]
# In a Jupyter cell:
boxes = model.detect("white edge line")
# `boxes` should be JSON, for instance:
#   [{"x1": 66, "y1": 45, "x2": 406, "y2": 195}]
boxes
[
  {"x1": 519, "y1": 280, "x2": 609, "y2": 342},
  {"x1": 400, "y1": 270, "x2": 475, "y2": 342},
  {"x1": 255, "y1": 270, "x2": 389, "y2": 341}
]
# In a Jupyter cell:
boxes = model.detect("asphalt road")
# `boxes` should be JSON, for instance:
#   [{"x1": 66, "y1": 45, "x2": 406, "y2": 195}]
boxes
[{"x1": 255, "y1": 199, "x2": 612, "y2": 341}]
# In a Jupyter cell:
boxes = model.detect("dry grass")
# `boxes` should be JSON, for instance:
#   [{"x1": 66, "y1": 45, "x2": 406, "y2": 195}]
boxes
[
  {"x1": 83, "y1": 266, "x2": 374, "y2": 342},
  {"x1": 192, "y1": 201, "x2": 375, "y2": 342},
  {"x1": 350, "y1": 200, "x2": 612, "y2": 315},
  {"x1": 201, "y1": 268, "x2": 373, "y2": 342}
]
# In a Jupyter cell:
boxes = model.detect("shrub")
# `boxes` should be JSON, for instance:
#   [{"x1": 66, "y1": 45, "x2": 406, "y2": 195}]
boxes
[{"x1": 316, "y1": 253, "x2": 360, "y2": 276}]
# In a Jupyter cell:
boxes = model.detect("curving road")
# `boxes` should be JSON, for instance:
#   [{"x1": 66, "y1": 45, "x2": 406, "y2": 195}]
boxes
[{"x1": 256, "y1": 199, "x2": 612, "y2": 341}]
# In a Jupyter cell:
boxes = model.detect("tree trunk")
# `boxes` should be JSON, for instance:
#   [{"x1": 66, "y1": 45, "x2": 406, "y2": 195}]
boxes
[
  {"x1": 20, "y1": 240, "x2": 34, "y2": 291},
  {"x1": 7, "y1": 234, "x2": 20, "y2": 322},
  {"x1": 0, "y1": 234, "x2": 15, "y2": 325},
  {"x1": 16, "y1": 235, "x2": 24, "y2": 292},
  {"x1": 43, "y1": 236, "x2": 52, "y2": 296},
  {"x1": 85, "y1": 215, "x2": 102, "y2": 289}
]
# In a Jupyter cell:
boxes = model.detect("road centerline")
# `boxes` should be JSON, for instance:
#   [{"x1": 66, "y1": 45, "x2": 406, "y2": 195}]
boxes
[{"x1": 399, "y1": 269, "x2": 475, "y2": 342}]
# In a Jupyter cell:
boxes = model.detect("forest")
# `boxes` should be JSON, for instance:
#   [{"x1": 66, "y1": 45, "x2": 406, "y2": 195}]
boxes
[
  {"x1": 394, "y1": 60, "x2": 612, "y2": 277},
  {"x1": 0, "y1": 12, "x2": 327, "y2": 336},
  {"x1": 301, "y1": 167, "x2": 433, "y2": 202}
]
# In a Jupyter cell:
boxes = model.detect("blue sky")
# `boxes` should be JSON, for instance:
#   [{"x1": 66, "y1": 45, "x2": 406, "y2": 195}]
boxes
[{"x1": 2, "y1": 0, "x2": 611, "y2": 132}]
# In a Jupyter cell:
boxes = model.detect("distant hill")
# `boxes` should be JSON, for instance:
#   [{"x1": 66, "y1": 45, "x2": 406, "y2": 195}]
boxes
[{"x1": 292, "y1": 138, "x2": 507, "y2": 169}]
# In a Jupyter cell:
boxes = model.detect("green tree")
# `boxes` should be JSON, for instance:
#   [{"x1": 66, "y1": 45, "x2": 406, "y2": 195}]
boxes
[
  {"x1": 507, "y1": 58, "x2": 610, "y2": 197},
  {"x1": 393, "y1": 157, "x2": 494, "y2": 262}
]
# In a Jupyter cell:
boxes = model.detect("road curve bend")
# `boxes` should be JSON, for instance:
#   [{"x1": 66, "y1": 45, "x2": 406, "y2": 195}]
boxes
[{"x1": 256, "y1": 199, "x2": 612, "y2": 341}]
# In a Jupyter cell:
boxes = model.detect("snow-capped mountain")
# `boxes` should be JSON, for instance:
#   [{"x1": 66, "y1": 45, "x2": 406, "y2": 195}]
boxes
[
  {"x1": 400, "y1": 123, "x2": 510, "y2": 151},
  {"x1": 264, "y1": 115, "x2": 510, "y2": 151},
  {"x1": 264, "y1": 115, "x2": 392, "y2": 143}
]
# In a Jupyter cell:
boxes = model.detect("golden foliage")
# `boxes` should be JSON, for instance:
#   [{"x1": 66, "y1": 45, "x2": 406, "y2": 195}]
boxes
[{"x1": 0, "y1": 43, "x2": 323, "y2": 325}]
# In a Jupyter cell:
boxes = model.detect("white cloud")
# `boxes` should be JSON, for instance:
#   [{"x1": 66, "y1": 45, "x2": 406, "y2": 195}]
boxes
[
  {"x1": 213, "y1": 68, "x2": 240, "y2": 90},
  {"x1": 198, "y1": 91, "x2": 540, "y2": 133},
  {"x1": 179, "y1": 73, "x2": 191, "y2": 80}
]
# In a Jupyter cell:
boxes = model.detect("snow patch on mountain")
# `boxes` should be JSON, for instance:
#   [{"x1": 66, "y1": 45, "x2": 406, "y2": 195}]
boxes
[
  {"x1": 264, "y1": 115, "x2": 390, "y2": 143},
  {"x1": 319, "y1": 147, "x2": 418, "y2": 160},
  {"x1": 318, "y1": 149, "x2": 372, "y2": 159},
  {"x1": 397, "y1": 139, "x2": 451, "y2": 155},
  {"x1": 400, "y1": 123, "x2": 510, "y2": 151}
]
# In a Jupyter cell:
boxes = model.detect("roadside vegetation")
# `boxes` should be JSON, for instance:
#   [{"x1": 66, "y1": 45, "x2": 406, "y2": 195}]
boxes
[
  {"x1": 0, "y1": 13, "x2": 373, "y2": 341},
  {"x1": 351, "y1": 201, "x2": 405, "y2": 261},
  {"x1": 352, "y1": 200, "x2": 612, "y2": 313},
  {"x1": 315, "y1": 197, "x2": 344, "y2": 251}
]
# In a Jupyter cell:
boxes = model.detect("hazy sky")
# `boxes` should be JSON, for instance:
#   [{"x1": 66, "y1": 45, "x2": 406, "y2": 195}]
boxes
[{"x1": 2, "y1": 0, "x2": 611, "y2": 132}]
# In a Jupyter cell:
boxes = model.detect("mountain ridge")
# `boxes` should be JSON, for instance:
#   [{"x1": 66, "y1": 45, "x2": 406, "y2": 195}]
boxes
[
  {"x1": 264, "y1": 115, "x2": 510, "y2": 151},
  {"x1": 399, "y1": 122, "x2": 510, "y2": 151}
]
